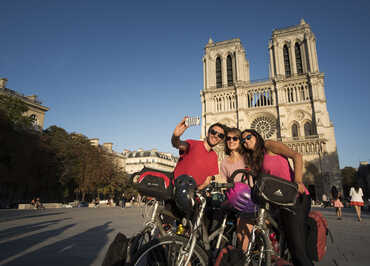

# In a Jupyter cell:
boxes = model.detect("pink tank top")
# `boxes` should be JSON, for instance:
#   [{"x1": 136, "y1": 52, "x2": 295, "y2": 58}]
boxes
[{"x1": 262, "y1": 153, "x2": 309, "y2": 195}]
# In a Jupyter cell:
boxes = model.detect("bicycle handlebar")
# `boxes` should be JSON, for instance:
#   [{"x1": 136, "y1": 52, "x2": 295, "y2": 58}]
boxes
[
  {"x1": 200, "y1": 182, "x2": 234, "y2": 194},
  {"x1": 229, "y1": 169, "x2": 255, "y2": 186}
]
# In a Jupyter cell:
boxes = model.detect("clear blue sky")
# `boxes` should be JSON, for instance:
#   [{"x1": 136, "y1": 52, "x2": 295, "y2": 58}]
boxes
[{"x1": 1, "y1": 0, "x2": 369, "y2": 169}]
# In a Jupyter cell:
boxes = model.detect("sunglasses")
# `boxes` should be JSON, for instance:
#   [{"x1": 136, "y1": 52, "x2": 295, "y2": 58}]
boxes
[
  {"x1": 210, "y1": 129, "x2": 225, "y2": 139},
  {"x1": 226, "y1": 136, "x2": 240, "y2": 142},
  {"x1": 241, "y1": 134, "x2": 253, "y2": 144}
]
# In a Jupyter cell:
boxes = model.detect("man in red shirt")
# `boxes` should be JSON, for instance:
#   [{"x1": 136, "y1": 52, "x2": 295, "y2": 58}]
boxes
[{"x1": 172, "y1": 117, "x2": 225, "y2": 189}]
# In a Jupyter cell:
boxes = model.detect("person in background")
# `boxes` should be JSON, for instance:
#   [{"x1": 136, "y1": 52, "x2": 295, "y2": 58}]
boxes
[
  {"x1": 322, "y1": 193, "x2": 330, "y2": 208},
  {"x1": 331, "y1": 186, "x2": 343, "y2": 220},
  {"x1": 121, "y1": 192, "x2": 126, "y2": 208},
  {"x1": 241, "y1": 129, "x2": 313, "y2": 266},
  {"x1": 350, "y1": 184, "x2": 364, "y2": 222}
]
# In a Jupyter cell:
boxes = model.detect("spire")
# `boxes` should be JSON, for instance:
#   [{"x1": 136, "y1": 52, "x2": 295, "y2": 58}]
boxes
[
  {"x1": 208, "y1": 37, "x2": 213, "y2": 44},
  {"x1": 300, "y1": 18, "x2": 306, "y2": 25}
]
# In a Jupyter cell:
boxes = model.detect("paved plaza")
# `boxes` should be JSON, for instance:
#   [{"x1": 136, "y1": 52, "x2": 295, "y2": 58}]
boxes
[{"x1": 0, "y1": 206, "x2": 369, "y2": 266}]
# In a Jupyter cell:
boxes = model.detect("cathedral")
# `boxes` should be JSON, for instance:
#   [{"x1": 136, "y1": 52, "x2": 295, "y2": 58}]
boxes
[{"x1": 200, "y1": 19, "x2": 341, "y2": 199}]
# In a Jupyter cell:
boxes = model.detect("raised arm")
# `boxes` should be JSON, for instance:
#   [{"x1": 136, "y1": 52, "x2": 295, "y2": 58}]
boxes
[
  {"x1": 265, "y1": 140, "x2": 305, "y2": 194},
  {"x1": 171, "y1": 117, "x2": 190, "y2": 152}
]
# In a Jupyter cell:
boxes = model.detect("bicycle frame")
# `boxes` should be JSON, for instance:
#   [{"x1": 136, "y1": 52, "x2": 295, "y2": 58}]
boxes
[{"x1": 177, "y1": 191, "x2": 207, "y2": 266}]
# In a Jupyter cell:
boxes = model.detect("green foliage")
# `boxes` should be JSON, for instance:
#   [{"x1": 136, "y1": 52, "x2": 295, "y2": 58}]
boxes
[
  {"x1": 341, "y1": 167, "x2": 357, "y2": 187},
  {"x1": 0, "y1": 94, "x2": 36, "y2": 128},
  {"x1": 341, "y1": 166, "x2": 358, "y2": 199},
  {"x1": 0, "y1": 114, "x2": 131, "y2": 203}
]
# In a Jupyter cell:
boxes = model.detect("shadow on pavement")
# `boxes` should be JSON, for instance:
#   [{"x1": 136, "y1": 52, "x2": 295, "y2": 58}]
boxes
[
  {"x1": 0, "y1": 223, "x2": 76, "y2": 264},
  {"x1": 0, "y1": 211, "x2": 65, "y2": 223},
  {"x1": 4, "y1": 221, "x2": 114, "y2": 266},
  {"x1": 0, "y1": 218, "x2": 72, "y2": 241}
]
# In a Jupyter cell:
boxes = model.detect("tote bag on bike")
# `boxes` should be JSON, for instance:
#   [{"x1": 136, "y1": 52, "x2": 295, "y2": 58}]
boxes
[
  {"x1": 131, "y1": 167, "x2": 174, "y2": 201},
  {"x1": 254, "y1": 173, "x2": 298, "y2": 207}
]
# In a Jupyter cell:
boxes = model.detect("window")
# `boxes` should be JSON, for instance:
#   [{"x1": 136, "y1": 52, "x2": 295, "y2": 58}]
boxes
[
  {"x1": 292, "y1": 123, "x2": 299, "y2": 139},
  {"x1": 283, "y1": 45, "x2": 291, "y2": 77},
  {"x1": 304, "y1": 122, "x2": 313, "y2": 137},
  {"x1": 227, "y1": 55, "x2": 233, "y2": 86},
  {"x1": 295, "y1": 43, "x2": 303, "y2": 74},
  {"x1": 216, "y1": 57, "x2": 222, "y2": 88},
  {"x1": 251, "y1": 116, "x2": 277, "y2": 139}
]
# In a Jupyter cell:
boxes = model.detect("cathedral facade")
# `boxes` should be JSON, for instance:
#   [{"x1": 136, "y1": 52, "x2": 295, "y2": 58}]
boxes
[{"x1": 200, "y1": 20, "x2": 340, "y2": 198}]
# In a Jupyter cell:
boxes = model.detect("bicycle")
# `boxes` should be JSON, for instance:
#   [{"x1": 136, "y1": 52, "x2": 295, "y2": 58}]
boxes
[
  {"x1": 228, "y1": 169, "x2": 296, "y2": 266},
  {"x1": 132, "y1": 177, "x2": 234, "y2": 266}
]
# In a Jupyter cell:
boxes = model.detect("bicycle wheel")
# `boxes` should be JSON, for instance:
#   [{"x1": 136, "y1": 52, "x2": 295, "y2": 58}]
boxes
[
  {"x1": 132, "y1": 235, "x2": 208, "y2": 266},
  {"x1": 245, "y1": 230, "x2": 271, "y2": 266}
]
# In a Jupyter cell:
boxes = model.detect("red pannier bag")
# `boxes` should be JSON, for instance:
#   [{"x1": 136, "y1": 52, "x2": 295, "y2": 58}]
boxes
[
  {"x1": 305, "y1": 210, "x2": 333, "y2": 261},
  {"x1": 131, "y1": 167, "x2": 174, "y2": 201}
]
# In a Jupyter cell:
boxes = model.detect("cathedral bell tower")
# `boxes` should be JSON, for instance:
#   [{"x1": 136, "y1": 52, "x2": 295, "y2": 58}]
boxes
[{"x1": 201, "y1": 38, "x2": 250, "y2": 138}]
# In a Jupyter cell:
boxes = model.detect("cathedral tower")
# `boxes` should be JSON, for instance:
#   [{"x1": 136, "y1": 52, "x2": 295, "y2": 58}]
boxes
[{"x1": 200, "y1": 20, "x2": 341, "y2": 198}]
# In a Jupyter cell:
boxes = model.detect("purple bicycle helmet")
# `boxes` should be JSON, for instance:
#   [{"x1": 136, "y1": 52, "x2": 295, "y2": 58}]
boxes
[{"x1": 226, "y1": 182, "x2": 256, "y2": 213}]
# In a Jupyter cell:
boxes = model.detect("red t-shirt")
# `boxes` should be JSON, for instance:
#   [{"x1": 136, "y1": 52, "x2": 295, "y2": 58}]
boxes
[{"x1": 173, "y1": 139, "x2": 219, "y2": 186}]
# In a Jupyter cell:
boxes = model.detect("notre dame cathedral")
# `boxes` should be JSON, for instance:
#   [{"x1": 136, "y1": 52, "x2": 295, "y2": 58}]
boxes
[{"x1": 200, "y1": 19, "x2": 341, "y2": 199}]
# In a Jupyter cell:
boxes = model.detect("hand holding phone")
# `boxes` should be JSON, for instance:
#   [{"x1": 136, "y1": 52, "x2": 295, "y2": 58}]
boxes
[{"x1": 185, "y1": 116, "x2": 200, "y2": 127}]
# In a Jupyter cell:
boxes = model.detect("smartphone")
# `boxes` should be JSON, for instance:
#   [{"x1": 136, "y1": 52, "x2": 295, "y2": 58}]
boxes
[{"x1": 185, "y1": 116, "x2": 200, "y2": 127}]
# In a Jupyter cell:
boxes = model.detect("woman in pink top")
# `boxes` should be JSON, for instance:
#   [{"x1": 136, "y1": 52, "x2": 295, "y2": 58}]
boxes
[
  {"x1": 241, "y1": 129, "x2": 313, "y2": 266},
  {"x1": 220, "y1": 128, "x2": 254, "y2": 251}
]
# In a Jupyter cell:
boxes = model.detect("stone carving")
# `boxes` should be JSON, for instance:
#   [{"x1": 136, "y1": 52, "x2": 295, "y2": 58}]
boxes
[{"x1": 296, "y1": 111, "x2": 305, "y2": 121}]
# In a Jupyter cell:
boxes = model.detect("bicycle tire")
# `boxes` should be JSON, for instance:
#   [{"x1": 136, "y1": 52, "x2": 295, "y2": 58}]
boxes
[
  {"x1": 245, "y1": 230, "x2": 271, "y2": 266},
  {"x1": 132, "y1": 235, "x2": 208, "y2": 266}
]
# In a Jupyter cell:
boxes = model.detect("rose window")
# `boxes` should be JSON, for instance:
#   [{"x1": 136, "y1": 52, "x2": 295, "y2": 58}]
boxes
[{"x1": 251, "y1": 116, "x2": 276, "y2": 139}]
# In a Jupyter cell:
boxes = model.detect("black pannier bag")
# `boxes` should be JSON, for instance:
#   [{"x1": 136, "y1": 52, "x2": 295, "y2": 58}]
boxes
[
  {"x1": 254, "y1": 173, "x2": 298, "y2": 206},
  {"x1": 131, "y1": 167, "x2": 174, "y2": 201}
]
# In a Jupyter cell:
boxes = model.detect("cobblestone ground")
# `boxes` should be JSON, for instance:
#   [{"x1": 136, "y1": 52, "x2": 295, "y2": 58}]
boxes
[{"x1": 0, "y1": 206, "x2": 369, "y2": 266}]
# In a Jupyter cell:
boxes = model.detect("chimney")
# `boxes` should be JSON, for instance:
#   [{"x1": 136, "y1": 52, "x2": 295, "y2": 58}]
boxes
[
  {"x1": 103, "y1": 142, "x2": 113, "y2": 153},
  {"x1": 0, "y1": 78, "x2": 8, "y2": 89},
  {"x1": 90, "y1": 138, "x2": 99, "y2": 147}
]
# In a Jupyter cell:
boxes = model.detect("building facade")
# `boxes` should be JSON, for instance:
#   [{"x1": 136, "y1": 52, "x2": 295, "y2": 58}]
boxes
[
  {"x1": 123, "y1": 149, "x2": 178, "y2": 174},
  {"x1": 0, "y1": 78, "x2": 49, "y2": 129},
  {"x1": 200, "y1": 19, "x2": 341, "y2": 198}
]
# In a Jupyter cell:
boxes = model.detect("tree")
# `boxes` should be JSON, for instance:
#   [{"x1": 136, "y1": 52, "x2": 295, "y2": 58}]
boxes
[
  {"x1": 0, "y1": 94, "x2": 35, "y2": 128},
  {"x1": 341, "y1": 166, "x2": 357, "y2": 198}
]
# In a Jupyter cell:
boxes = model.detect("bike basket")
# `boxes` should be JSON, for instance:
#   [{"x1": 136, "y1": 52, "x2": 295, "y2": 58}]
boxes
[
  {"x1": 131, "y1": 167, "x2": 174, "y2": 201},
  {"x1": 255, "y1": 173, "x2": 298, "y2": 206}
]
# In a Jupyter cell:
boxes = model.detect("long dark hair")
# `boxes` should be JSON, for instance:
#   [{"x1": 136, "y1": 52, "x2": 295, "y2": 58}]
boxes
[
  {"x1": 354, "y1": 183, "x2": 360, "y2": 193},
  {"x1": 224, "y1": 128, "x2": 243, "y2": 156},
  {"x1": 241, "y1": 129, "x2": 266, "y2": 174},
  {"x1": 331, "y1": 186, "x2": 338, "y2": 200}
]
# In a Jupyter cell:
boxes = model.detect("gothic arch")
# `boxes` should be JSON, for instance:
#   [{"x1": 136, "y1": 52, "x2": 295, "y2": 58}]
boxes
[
  {"x1": 216, "y1": 56, "x2": 222, "y2": 88},
  {"x1": 295, "y1": 42, "x2": 303, "y2": 74},
  {"x1": 303, "y1": 120, "x2": 314, "y2": 137},
  {"x1": 283, "y1": 44, "x2": 291, "y2": 77},
  {"x1": 226, "y1": 54, "x2": 234, "y2": 86},
  {"x1": 290, "y1": 121, "x2": 300, "y2": 138}
]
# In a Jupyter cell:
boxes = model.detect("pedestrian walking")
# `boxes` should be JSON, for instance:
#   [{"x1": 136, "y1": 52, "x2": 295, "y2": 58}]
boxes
[
  {"x1": 350, "y1": 184, "x2": 364, "y2": 222},
  {"x1": 121, "y1": 193, "x2": 126, "y2": 208},
  {"x1": 331, "y1": 186, "x2": 343, "y2": 220}
]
